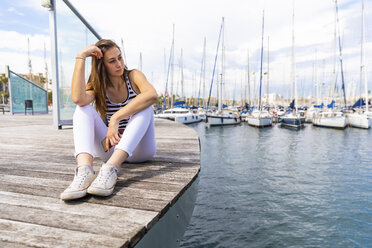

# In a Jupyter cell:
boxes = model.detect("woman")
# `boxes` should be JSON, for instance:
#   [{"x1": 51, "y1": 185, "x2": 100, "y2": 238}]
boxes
[{"x1": 61, "y1": 39, "x2": 157, "y2": 201}]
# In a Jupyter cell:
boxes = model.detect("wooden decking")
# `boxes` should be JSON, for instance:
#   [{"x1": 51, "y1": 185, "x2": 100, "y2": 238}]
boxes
[{"x1": 0, "y1": 114, "x2": 200, "y2": 247}]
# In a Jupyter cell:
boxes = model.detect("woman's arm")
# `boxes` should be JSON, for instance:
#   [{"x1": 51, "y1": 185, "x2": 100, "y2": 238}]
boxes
[
  {"x1": 110, "y1": 70, "x2": 157, "y2": 124},
  {"x1": 71, "y1": 45, "x2": 102, "y2": 106},
  {"x1": 106, "y1": 70, "x2": 157, "y2": 148}
]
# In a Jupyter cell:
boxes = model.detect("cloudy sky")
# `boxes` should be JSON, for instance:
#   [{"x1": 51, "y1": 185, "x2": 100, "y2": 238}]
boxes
[{"x1": 0, "y1": 0, "x2": 371, "y2": 101}]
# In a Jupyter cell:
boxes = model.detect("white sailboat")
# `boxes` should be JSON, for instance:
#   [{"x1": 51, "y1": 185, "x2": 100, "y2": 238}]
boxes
[
  {"x1": 206, "y1": 17, "x2": 241, "y2": 126},
  {"x1": 346, "y1": 0, "x2": 371, "y2": 129},
  {"x1": 246, "y1": 11, "x2": 272, "y2": 127},
  {"x1": 312, "y1": 0, "x2": 346, "y2": 129},
  {"x1": 281, "y1": 2, "x2": 305, "y2": 129},
  {"x1": 155, "y1": 25, "x2": 201, "y2": 124}
]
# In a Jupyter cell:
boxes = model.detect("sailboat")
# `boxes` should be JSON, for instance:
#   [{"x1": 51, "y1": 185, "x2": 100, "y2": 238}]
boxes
[
  {"x1": 205, "y1": 17, "x2": 241, "y2": 126},
  {"x1": 281, "y1": 2, "x2": 305, "y2": 129},
  {"x1": 312, "y1": 0, "x2": 346, "y2": 129},
  {"x1": 155, "y1": 24, "x2": 201, "y2": 124},
  {"x1": 155, "y1": 25, "x2": 201, "y2": 124},
  {"x1": 246, "y1": 11, "x2": 272, "y2": 127},
  {"x1": 346, "y1": 0, "x2": 371, "y2": 129}
]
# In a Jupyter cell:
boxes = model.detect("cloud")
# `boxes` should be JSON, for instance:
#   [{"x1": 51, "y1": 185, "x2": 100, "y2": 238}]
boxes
[
  {"x1": 0, "y1": 30, "x2": 50, "y2": 53},
  {"x1": 7, "y1": 7, "x2": 24, "y2": 16}
]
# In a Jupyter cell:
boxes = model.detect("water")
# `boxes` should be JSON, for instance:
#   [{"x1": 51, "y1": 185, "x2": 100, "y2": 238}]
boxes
[{"x1": 180, "y1": 123, "x2": 372, "y2": 248}]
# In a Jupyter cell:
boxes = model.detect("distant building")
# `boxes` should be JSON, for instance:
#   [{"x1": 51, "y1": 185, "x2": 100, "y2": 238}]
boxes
[
  {"x1": 20, "y1": 72, "x2": 49, "y2": 90},
  {"x1": 263, "y1": 93, "x2": 282, "y2": 105}
]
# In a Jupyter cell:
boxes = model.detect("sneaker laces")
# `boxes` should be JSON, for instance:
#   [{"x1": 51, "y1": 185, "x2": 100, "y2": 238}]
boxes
[
  {"x1": 68, "y1": 168, "x2": 88, "y2": 189},
  {"x1": 95, "y1": 169, "x2": 115, "y2": 186}
]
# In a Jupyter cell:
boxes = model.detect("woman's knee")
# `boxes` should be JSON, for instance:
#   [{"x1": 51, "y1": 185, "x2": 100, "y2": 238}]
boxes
[
  {"x1": 73, "y1": 104, "x2": 96, "y2": 120},
  {"x1": 132, "y1": 106, "x2": 154, "y2": 119}
]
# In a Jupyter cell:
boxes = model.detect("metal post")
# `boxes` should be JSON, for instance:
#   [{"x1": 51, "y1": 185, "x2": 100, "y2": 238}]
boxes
[{"x1": 47, "y1": 0, "x2": 61, "y2": 129}]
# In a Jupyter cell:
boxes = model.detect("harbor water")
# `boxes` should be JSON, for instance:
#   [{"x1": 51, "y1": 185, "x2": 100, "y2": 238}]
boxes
[{"x1": 180, "y1": 123, "x2": 372, "y2": 248}]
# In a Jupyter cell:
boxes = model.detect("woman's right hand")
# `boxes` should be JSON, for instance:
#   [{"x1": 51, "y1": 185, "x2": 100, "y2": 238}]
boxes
[{"x1": 77, "y1": 45, "x2": 103, "y2": 59}]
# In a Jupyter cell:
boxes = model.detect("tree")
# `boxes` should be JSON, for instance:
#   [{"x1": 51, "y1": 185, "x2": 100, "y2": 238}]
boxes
[{"x1": 0, "y1": 73, "x2": 8, "y2": 92}]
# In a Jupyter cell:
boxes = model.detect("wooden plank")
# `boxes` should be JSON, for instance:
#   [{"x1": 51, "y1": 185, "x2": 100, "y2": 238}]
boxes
[
  {"x1": 0, "y1": 219, "x2": 126, "y2": 248},
  {"x1": 0, "y1": 191, "x2": 158, "y2": 225},
  {"x1": 0, "y1": 176, "x2": 179, "y2": 212},
  {"x1": 0, "y1": 240, "x2": 32, "y2": 248},
  {"x1": 0, "y1": 164, "x2": 199, "y2": 181},
  {"x1": 0, "y1": 203, "x2": 143, "y2": 239}
]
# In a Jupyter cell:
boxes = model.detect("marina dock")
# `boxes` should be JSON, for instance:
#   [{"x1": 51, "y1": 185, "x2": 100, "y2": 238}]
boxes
[{"x1": 0, "y1": 114, "x2": 200, "y2": 247}]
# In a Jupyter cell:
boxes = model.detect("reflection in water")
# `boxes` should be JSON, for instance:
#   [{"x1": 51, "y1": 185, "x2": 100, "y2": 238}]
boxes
[{"x1": 181, "y1": 123, "x2": 372, "y2": 248}]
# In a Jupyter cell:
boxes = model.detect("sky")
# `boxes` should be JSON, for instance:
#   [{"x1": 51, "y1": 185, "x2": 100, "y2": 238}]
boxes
[{"x1": 0, "y1": 0, "x2": 371, "y2": 101}]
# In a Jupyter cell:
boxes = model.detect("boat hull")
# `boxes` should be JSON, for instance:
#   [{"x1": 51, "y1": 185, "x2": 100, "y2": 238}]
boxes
[
  {"x1": 246, "y1": 117, "x2": 272, "y2": 127},
  {"x1": 312, "y1": 116, "x2": 347, "y2": 129},
  {"x1": 175, "y1": 114, "x2": 202, "y2": 124},
  {"x1": 206, "y1": 115, "x2": 241, "y2": 126},
  {"x1": 347, "y1": 113, "x2": 372, "y2": 129},
  {"x1": 280, "y1": 116, "x2": 305, "y2": 128}
]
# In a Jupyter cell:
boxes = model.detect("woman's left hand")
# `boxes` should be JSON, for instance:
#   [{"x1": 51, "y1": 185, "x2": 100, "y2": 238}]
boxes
[{"x1": 106, "y1": 119, "x2": 121, "y2": 150}]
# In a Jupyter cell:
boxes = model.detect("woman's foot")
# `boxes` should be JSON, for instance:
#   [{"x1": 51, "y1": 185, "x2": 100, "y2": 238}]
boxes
[
  {"x1": 60, "y1": 165, "x2": 95, "y2": 201},
  {"x1": 87, "y1": 163, "x2": 118, "y2": 196}
]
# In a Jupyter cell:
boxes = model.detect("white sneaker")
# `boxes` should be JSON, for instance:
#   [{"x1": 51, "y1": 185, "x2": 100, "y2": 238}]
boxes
[
  {"x1": 60, "y1": 165, "x2": 95, "y2": 201},
  {"x1": 87, "y1": 163, "x2": 118, "y2": 196}
]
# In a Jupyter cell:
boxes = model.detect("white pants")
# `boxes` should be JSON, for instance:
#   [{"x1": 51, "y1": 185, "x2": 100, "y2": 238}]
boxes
[{"x1": 73, "y1": 105, "x2": 156, "y2": 163}]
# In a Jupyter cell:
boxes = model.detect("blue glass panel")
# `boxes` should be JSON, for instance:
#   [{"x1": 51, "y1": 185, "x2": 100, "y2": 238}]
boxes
[
  {"x1": 55, "y1": 0, "x2": 98, "y2": 121},
  {"x1": 9, "y1": 71, "x2": 48, "y2": 114}
]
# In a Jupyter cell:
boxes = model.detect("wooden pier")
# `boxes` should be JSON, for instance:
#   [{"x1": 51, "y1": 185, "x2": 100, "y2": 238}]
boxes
[{"x1": 0, "y1": 114, "x2": 200, "y2": 247}]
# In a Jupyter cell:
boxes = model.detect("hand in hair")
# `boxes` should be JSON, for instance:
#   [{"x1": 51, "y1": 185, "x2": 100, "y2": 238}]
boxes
[{"x1": 77, "y1": 44, "x2": 103, "y2": 59}]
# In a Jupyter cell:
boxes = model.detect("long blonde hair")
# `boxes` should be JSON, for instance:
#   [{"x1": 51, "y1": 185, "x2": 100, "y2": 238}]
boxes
[{"x1": 86, "y1": 39, "x2": 129, "y2": 120}]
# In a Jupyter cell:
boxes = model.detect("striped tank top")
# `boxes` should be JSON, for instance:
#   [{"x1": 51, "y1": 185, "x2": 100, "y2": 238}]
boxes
[{"x1": 106, "y1": 73, "x2": 137, "y2": 130}]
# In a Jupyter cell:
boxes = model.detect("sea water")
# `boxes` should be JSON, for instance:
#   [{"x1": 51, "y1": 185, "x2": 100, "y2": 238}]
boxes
[{"x1": 180, "y1": 123, "x2": 372, "y2": 248}]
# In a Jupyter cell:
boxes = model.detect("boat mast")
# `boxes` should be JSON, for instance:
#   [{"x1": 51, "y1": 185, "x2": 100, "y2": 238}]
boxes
[
  {"x1": 292, "y1": 1, "x2": 297, "y2": 114},
  {"x1": 259, "y1": 11, "x2": 265, "y2": 111},
  {"x1": 247, "y1": 50, "x2": 251, "y2": 107},
  {"x1": 170, "y1": 24, "x2": 175, "y2": 112},
  {"x1": 138, "y1": 52, "x2": 142, "y2": 71},
  {"x1": 197, "y1": 37, "x2": 206, "y2": 107},
  {"x1": 207, "y1": 18, "x2": 223, "y2": 110},
  {"x1": 203, "y1": 38, "x2": 206, "y2": 108},
  {"x1": 315, "y1": 50, "x2": 319, "y2": 105},
  {"x1": 162, "y1": 26, "x2": 175, "y2": 111},
  {"x1": 218, "y1": 17, "x2": 225, "y2": 113},
  {"x1": 44, "y1": 42, "x2": 49, "y2": 91},
  {"x1": 121, "y1": 38, "x2": 128, "y2": 68},
  {"x1": 267, "y1": 36, "x2": 270, "y2": 106},
  {"x1": 335, "y1": 0, "x2": 347, "y2": 107},
  {"x1": 361, "y1": 0, "x2": 368, "y2": 114}
]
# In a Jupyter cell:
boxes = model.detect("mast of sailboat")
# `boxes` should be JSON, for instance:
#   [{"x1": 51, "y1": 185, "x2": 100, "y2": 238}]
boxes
[
  {"x1": 197, "y1": 37, "x2": 206, "y2": 107},
  {"x1": 138, "y1": 52, "x2": 142, "y2": 71},
  {"x1": 44, "y1": 42, "x2": 48, "y2": 91},
  {"x1": 335, "y1": 0, "x2": 347, "y2": 107},
  {"x1": 180, "y1": 48, "x2": 184, "y2": 102},
  {"x1": 202, "y1": 38, "x2": 206, "y2": 108},
  {"x1": 247, "y1": 50, "x2": 251, "y2": 107},
  {"x1": 27, "y1": 37, "x2": 32, "y2": 79},
  {"x1": 162, "y1": 26, "x2": 175, "y2": 111},
  {"x1": 314, "y1": 50, "x2": 319, "y2": 105},
  {"x1": 292, "y1": 1, "x2": 297, "y2": 114},
  {"x1": 120, "y1": 38, "x2": 128, "y2": 68},
  {"x1": 170, "y1": 24, "x2": 175, "y2": 112},
  {"x1": 361, "y1": 0, "x2": 368, "y2": 114},
  {"x1": 207, "y1": 18, "x2": 224, "y2": 111},
  {"x1": 218, "y1": 17, "x2": 225, "y2": 113},
  {"x1": 267, "y1": 36, "x2": 270, "y2": 106},
  {"x1": 258, "y1": 11, "x2": 264, "y2": 111}
]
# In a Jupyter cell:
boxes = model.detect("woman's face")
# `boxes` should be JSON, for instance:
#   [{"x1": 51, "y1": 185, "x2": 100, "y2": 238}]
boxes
[{"x1": 103, "y1": 47, "x2": 124, "y2": 77}]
